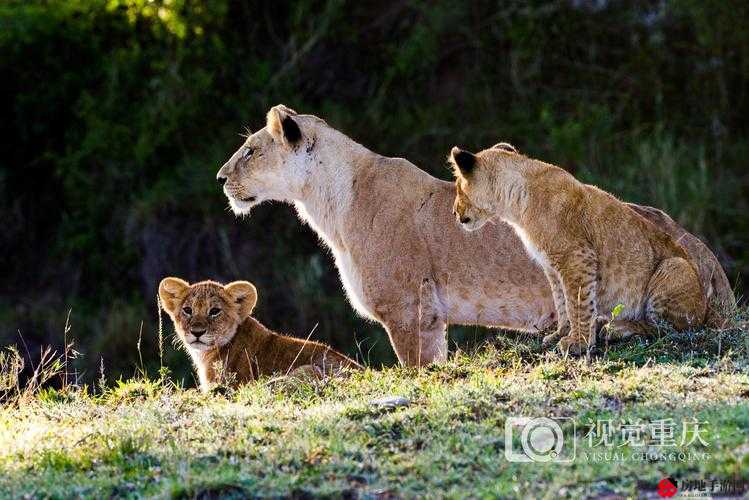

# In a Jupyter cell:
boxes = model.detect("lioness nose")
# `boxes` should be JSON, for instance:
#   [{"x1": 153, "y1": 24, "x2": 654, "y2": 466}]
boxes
[
  {"x1": 217, "y1": 175, "x2": 227, "y2": 187},
  {"x1": 191, "y1": 328, "x2": 207, "y2": 338},
  {"x1": 460, "y1": 216, "x2": 472, "y2": 224}
]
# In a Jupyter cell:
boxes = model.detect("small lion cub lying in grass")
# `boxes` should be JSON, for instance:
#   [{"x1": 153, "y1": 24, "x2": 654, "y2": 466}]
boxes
[
  {"x1": 159, "y1": 277, "x2": 361, "y2": 391},
  {"x1": 449, "y1": 144, "x2": 706, "y2": 355}
]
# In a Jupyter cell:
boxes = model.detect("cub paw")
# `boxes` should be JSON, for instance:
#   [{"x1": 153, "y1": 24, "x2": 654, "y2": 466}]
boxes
[
  {"x1": 558, "y1": 336, "x2": 587, "y2": 356},
  {"x1": 542, "y1": 324, "x2": 570, "y2": 348},
  {"x1": 290, "y1": 364, "x2": 324, "y2": 380},
  {"x1": 209, "y1": 384, "x2": 232, "y2": 396},
  {"x1": 542, "y1": 331, "x2": 563, "y2": 348}
]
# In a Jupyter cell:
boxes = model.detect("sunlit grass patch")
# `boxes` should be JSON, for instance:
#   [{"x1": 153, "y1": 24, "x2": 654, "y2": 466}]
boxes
[{"x1": 0, "y1": 310, "x2": 746, "y2": 498}]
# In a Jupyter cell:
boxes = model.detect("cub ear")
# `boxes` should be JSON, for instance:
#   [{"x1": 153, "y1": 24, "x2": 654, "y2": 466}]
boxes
[
  {"x1": 491, "y1": 142, "x2": 518, "y2": 154},
  {"x1": 449, "y1": 146, "x2": 477, "y2": 177},
  {"x1": 266, "y1": 104, "x2": 301, "y2": 145},
  {"x1": 224, "y1": 281, "x2": 258, "y2": 319},
  {"x1": 159, "y1": 277, "x2": 190, "y2": 316}
]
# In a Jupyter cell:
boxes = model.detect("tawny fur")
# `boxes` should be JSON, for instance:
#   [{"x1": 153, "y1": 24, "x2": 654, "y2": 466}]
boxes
[
  {"x1": 450, "y1": 145, "x2": 715, "y2": 354},
  {"x1": 159, "y1": 278, "x2": 360, "y2": 392},
  {"x1": 216, "y1": 105, "x2": 734, "y2": 366},
  {"x1": 624, "y1": 204, "x2": 736, "y2": 329}
]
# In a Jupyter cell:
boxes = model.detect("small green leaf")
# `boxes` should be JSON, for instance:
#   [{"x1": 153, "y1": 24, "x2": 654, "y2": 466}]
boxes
[{"x1": 611, "y1": 304, "x2": 624, "y2": 319}]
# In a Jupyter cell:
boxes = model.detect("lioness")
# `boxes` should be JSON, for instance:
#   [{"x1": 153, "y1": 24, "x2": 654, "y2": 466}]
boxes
[
  {"x1": 159, "y1": 277, "x2": 360, "y2": 391},
  {"x1": 450, "y1": 145, "x2": 708, "y2": 354},
  {"x1": 216, "y1": 105, "x2": 734, "y2": 366}
]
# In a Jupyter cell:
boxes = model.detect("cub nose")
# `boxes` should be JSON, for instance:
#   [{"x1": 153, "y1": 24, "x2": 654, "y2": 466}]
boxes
[
  {"x1": 460, "y1": 216, "x2": 472, "y2": 224},
  {"x1": 191, "y1": 328, "x2": 207, "y2": 338},
  {"x1": 217, "y1": 175, "x2": 227, "y2": 187}
]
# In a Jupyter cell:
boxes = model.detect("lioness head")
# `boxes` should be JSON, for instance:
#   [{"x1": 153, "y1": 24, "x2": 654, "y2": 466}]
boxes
[
  {"x1": 158, "y1": 278, "x2": 257, "y2": 352},
  {"x1": 448, "y1": 143, "x2": 518, "y2": 231},
  {"x1": 216, "y1": 104, "x2": 329, "y2": 215}
]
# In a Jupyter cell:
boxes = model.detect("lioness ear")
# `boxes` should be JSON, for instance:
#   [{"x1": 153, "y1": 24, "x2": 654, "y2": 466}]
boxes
[
  {"x1": 267, "y1": 104, "x2": 301, "y2": 145},
  {"x1": 225, "y1": 281, "x2": 258, "y2": 319},
  {"x1": 450, "y1": 146, "x2": 477, "y2": 177},
  {"x1": 159, "y1": 277, "x2": 190, "y2": 316}
]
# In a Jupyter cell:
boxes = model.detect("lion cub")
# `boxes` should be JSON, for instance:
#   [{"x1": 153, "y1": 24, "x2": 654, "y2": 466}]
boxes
[
  {"x1": 449, "y1": 144, "x2": 706, "y2": 354},
  {"x1": 159, "y1": 277, "x2": 361, "y2": 391}
]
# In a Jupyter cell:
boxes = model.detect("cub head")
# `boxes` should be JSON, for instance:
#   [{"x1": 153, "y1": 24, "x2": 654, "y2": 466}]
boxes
[
  {"x1": 449, "y1": 142, "x2": 523, "y2": 231},
  {"x1": 158, "y1": 278, "x2": 257, "y2": 352},
  {"x1": 216, "y1": 104, "x2": 328, "y2": 215}
]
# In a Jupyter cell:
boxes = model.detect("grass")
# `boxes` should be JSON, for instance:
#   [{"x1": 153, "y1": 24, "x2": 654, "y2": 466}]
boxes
[{"x1": 0, "y1": 313, "x2": 748, "y2": 498}]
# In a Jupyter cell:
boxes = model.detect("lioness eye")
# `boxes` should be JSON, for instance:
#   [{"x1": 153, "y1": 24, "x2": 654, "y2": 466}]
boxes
[
  {"x1": 209, "y1": 307, "x2": 221, "y2": 317},
  {"x1": 242, "y1": 147, "x2": 254, "y2": 160},
  {"x1": 182, "y1": 306, "x2": 192, "y2": 316}
]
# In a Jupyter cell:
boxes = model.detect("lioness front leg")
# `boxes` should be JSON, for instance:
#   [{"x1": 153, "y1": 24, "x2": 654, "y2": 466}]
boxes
[
  {"x1": 542, "y1": 267, "x2": 571, "y2": 347},
  {"x1": 557, "y1": 249, "x2": 599, "y2": 355},
  {"x1": 381, "y1": 278, "x2": 447, "y2": 367}
]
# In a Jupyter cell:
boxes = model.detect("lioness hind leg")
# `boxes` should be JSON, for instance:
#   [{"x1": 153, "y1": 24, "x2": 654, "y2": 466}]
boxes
[{"x1": 645, "y1": 257, "x2": 707, "y2": 330}]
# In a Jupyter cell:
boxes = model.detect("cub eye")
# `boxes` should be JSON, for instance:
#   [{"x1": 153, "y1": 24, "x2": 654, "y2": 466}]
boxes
[
  {"x1": 209, "y1": 307, "x2": 222, "y2": 317},
  {"x1": 182, "y1": 306, "x2": 192, "y2": 316},
  {"x1": 242, "y1": 147, "x2": 254, "y2": 160}
]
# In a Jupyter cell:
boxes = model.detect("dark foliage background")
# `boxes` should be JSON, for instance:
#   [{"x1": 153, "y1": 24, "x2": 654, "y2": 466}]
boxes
[{"x1": 1, "y1": 0, "x2": 747, "y2": 385}]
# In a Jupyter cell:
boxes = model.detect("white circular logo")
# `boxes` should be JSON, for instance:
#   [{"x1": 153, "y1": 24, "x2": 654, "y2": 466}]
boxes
[{"x1": 520, "y1": 417, "x2": 564, "y2": 462}]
